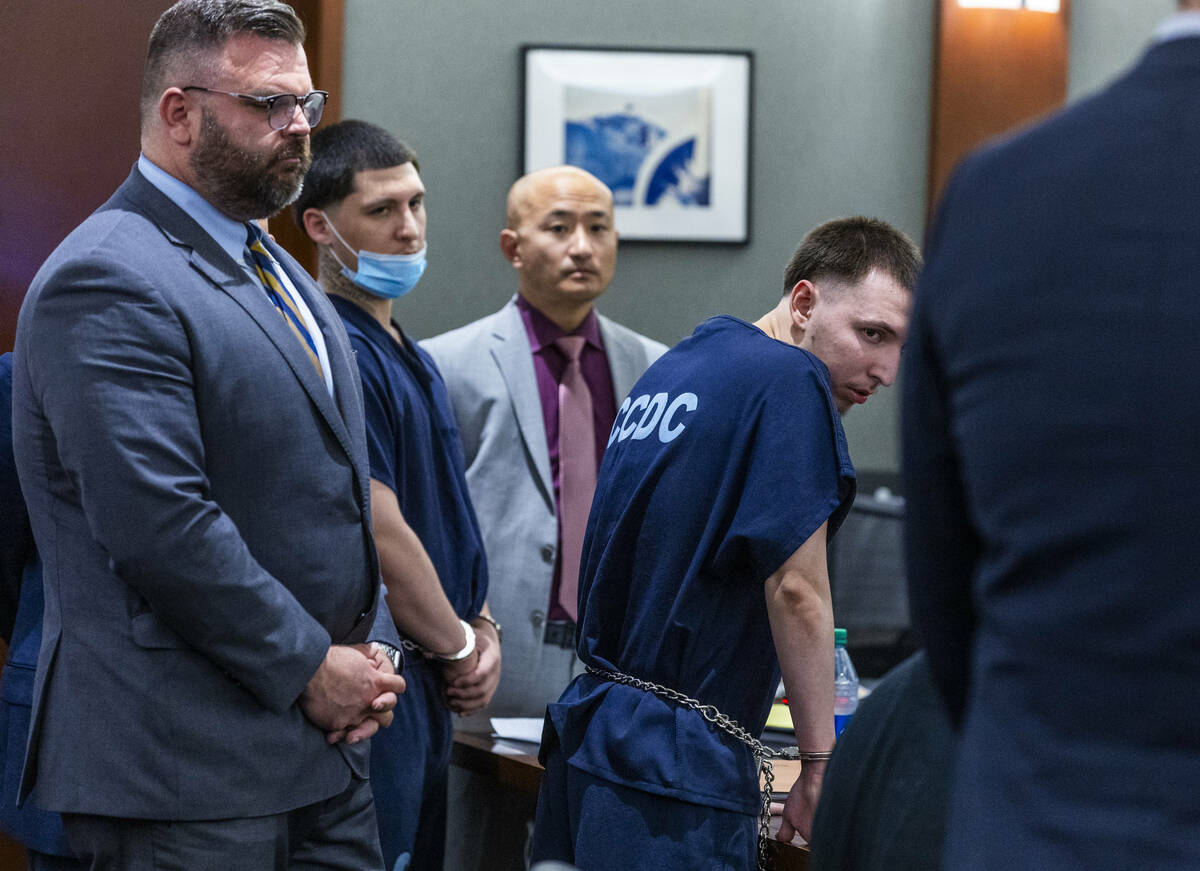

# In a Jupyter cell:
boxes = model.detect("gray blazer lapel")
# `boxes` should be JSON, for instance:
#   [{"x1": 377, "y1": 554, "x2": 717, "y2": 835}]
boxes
[
  {"x1": 264, "y1": 239, "x2": 363, "y2": 439},
  {"x1": 315, "y1": 304, "x2": 363, "y2": 433},
  {"x1": 599, "y1": 314, "x2": 644, "y2": 402},
  {"x1": 128, "y1": 170, "x2": 357, "y2": 463},
  {"x1": 201, "y1": 255, "x2": 355, "y2": 455},
  {"x1": 490, "y1": 301, "x2": 554, "y2": 508}
]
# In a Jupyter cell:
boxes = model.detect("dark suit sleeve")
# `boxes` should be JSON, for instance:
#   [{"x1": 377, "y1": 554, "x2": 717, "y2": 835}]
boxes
[
  {"x1": 901, "y1": 168, "x2": 981, "y2": 725},
  {"x1": 0, "y1": 354, "x2": 31, "y2": 645},
  {"x1": 366, "y1": 584, "x2": 402, "y2": 649},
  {"x1": 23, "y1": 257, "x2": 329, "y2": 713}
]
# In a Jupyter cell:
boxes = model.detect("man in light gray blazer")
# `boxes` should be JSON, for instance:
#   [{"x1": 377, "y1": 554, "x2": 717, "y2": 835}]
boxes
[
  {"x1": 11, "y1": 2, "x2": 405, "y2": 868},
  {"x1": 424, "y1": 165, "x2": 665, "y2": 870}
]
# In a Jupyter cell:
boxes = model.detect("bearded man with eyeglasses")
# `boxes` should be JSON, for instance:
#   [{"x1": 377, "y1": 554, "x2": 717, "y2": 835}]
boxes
[{"x1": 10, "y1": 2, "x2": 406, "y2": 868}]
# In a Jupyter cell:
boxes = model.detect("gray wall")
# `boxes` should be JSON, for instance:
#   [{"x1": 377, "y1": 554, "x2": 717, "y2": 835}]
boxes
[
  {"x1": 1068, "y1": 0, "x2": 1174, "y2": 101},
  {"x1": 343, "y1": 0, "x2": 935, "y2": 474},
  {"x1": 341, "y1": 0, "x2": 1173, "y2": 477}
]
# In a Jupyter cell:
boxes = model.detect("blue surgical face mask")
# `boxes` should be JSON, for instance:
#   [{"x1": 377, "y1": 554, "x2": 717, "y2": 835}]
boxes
[{"x1": 321, "y1": 211, "x2": 427, "y2": 299}]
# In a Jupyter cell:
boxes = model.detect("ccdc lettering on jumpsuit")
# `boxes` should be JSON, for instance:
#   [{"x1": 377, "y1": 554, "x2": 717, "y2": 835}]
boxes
[
  {"x1": 532, "y1": 315, "x2": 856, "y2": 868},
  {"x1": 607, "y1": 390, "x2": 699, "y2": 445}
]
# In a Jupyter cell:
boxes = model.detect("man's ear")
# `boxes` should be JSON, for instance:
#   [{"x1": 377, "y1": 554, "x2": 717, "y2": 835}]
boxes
[
  {"x1": 788, "y1": 279, "x2": 818, "y2": 330},
  {"x1": 159, "y1": 88, "x2": 196, "y2": 146},
  {"x1": 302, "y1": 207, "x2": 334, "y2": 246},
  {"x1": 499, "y1": 228, "x2": 521, "y2": 267}
]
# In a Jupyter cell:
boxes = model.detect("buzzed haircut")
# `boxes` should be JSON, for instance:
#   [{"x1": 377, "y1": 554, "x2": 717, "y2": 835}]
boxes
[
  {"x1": 783, "y1": 216, "x2": 922, "y2": 295},
  {"x1": 292, "y1": 120, "x2": 419, "y2": 230},
  {"x1": 141, "y1": 0, "x2": 306, "y2": 121}
]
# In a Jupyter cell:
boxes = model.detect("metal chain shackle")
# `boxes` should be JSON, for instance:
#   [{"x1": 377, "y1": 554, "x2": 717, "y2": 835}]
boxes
[{"x1": 584, "y1": 663, "x2": 790, "y2": 871}]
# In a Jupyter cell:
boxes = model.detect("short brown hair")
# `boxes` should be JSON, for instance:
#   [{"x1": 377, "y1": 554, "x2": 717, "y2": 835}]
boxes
[
  {"x1": 783, "y1": 216, "x2": 921, "y2": 295},
  {"x1": 141, "y1": 0, "x2": 305, "y2": 122}
]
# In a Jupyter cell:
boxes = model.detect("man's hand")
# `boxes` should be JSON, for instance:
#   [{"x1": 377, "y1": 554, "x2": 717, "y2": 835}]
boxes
[
  {"x1": 776, "y1": 760, "x2": 826, "y2": 845},
  {"x1": 438, "y1": 647, "x2": 479, "y2": 683},
  {"x1": 444, "y1": 619, "x2": 502, "y2": 715},
  {"x1": 337, "y1": 643, "x2": 407, "y2": 744},
  {"x1": 299, "y1": 644, "x2": 406, "y2": 745}
]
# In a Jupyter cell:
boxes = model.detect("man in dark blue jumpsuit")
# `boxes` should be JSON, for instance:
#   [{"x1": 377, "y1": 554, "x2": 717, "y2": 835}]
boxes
[
  {"x1": 530, "y1": 218, "x2": 921, "y2": 869},
  {"x1": 296, "y1": 121, "x2": 500, "y2": 871}
]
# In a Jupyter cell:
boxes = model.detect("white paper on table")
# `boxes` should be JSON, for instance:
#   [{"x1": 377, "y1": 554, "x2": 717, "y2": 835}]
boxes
[{"x1": 489, "y1": 717, "x2": 544, "y2": 744}]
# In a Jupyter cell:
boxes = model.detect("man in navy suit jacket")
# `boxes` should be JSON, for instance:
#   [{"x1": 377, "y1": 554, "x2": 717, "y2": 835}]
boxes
[
  {"x1": 903, "y1": 4, "x2": 1200, "y2": 868},
  {"x1": 12, "y1": 2, "x2": 404, "y2": 867}
]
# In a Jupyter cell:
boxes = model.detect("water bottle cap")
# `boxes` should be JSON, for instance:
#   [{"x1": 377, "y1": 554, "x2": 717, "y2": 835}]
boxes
[{"x1": 834, "y1": 627, "x2": 847, "y2": 647}]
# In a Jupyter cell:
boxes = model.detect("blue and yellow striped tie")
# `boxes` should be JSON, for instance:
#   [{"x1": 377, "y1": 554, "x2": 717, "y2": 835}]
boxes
[{"x1": 246, "y1": 224, "x2": 324, "y2": 378}]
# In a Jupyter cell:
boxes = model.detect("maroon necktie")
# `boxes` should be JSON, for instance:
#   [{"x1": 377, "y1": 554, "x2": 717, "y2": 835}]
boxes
[{"x1": 555, "y1": 335, "x2": 595, "y2": 622}]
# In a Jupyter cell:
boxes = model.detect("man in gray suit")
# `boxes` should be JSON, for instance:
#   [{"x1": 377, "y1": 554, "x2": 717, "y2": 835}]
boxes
[
  {"x1": 423, "y1": 165, "x2": 665, "y2": 869},
  {"x1": 425, "y1": 166, "x2": 666, "y2": 724},
  {"x1": 12, "y1": 2, "x2": 405, "y2": 868}
]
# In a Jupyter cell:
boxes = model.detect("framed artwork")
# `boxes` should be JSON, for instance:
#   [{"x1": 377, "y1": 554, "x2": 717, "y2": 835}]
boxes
[{"x1": 522, "y1": 45, "x2": 753, "y2": 243}]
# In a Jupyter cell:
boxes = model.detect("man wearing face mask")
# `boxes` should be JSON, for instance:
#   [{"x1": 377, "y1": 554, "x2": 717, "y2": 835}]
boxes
[{"x1": 296, "y1": 120, "x2": 499, "y2": 871}]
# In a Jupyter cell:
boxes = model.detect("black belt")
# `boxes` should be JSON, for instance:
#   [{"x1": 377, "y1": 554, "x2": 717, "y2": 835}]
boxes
[{"x1": 542, "y1": 619, "x2": 576, "y2": 649}]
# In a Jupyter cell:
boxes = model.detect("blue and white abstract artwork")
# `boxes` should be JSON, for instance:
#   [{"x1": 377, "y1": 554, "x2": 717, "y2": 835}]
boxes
[{"x1": 563, "y1": 85, "x2": 712, "y2": 209}]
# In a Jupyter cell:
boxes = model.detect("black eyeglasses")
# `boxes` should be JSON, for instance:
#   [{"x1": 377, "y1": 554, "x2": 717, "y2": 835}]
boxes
[{"x1": 182, "y1": 86, "x2": 329, "y2": 130}]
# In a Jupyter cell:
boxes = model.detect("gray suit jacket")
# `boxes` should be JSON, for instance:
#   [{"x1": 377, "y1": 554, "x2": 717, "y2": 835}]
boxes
[
  {"x1": 422, "y1": 298, "x2": 666, "y2": 719},
  {"x1": 12, "y1": 167, "x2": 397, "y2": 820}
]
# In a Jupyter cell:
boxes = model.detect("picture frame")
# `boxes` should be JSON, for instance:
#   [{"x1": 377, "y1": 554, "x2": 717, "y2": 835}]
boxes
[{"x1": 521, "y1": 45, "x2": 753, "y2": 244}]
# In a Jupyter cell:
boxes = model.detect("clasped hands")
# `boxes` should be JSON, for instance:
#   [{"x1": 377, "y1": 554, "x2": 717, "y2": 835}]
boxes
[
  {"x1": 439, "y1": 619, "x2": 502, "y2": 716},
  {"x1": 300, "y1": 642, "x2": 407, "y2": 745}
]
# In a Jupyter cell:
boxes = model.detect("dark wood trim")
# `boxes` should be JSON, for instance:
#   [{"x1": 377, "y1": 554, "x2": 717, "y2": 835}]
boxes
[
  {"x1": 926, "y1": 0, "x2": 1071, "y2": 225},
  {"x1": 269, "y1": 0, "x2": 345, "y2": 275},
  {"x1": 451, "y1": 731, "x2": 809, "y2": 869}
]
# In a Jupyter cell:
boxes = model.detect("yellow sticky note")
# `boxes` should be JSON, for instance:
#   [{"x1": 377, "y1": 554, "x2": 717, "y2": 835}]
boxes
[{"x1": 765, "y1": 702, "x2": 793, "y2": 731}]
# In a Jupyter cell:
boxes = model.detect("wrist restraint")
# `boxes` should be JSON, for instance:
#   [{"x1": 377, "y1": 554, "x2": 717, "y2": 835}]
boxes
[{"x1": 584, "y1": 663, "x2": 831, "y2": 871}]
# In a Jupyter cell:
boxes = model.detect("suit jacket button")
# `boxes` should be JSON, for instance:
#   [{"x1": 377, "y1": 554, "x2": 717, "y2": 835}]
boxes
[
  {"x1": 540, "y1": 545, "x2": 555, "y2": 564},
  {"x1": 531, "y1": 609, "x2": 546, "y2": 627}
]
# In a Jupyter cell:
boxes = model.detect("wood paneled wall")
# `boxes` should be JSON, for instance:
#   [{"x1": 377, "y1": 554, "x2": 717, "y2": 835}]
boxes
[
  {"x1": 927, "y1": 0, "x2": 1071, "y2": 221},
  {"x1": 0, "y1": 2, "x2": 165, "y2": 354},
  {"x1": 269, "y1": 0, "x2": 345, "y2": 275},
  {"x1": 0, "y1": 1, "x2": 344, "y2": 353}
]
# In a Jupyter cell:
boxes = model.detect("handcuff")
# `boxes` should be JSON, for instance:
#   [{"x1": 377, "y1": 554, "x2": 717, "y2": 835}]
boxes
[
  {"x1": 395, "y1": 613, "x2": 503, "y2": 663},
  {"x1": 433, "y1": 619, "x2": 477, "y2": 662},
  {"x1": 472, "y1": 612, "x2": 503, "y2": 644}
]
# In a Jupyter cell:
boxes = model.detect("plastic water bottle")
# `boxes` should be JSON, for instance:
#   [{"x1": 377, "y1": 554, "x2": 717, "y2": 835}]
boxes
[{"x1": 834, "y1": 627, "x2": 859, "y2": 737}]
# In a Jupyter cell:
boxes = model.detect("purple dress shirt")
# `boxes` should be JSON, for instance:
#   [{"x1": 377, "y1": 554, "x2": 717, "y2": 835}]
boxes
[{"x1": 515, "y1": 295, "x2": 617, "y2": 621}]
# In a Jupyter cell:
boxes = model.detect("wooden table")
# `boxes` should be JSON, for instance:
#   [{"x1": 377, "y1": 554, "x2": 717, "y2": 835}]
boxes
[{"x1": 452, "y1": 731, "x2": 809, "y2": 871}]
